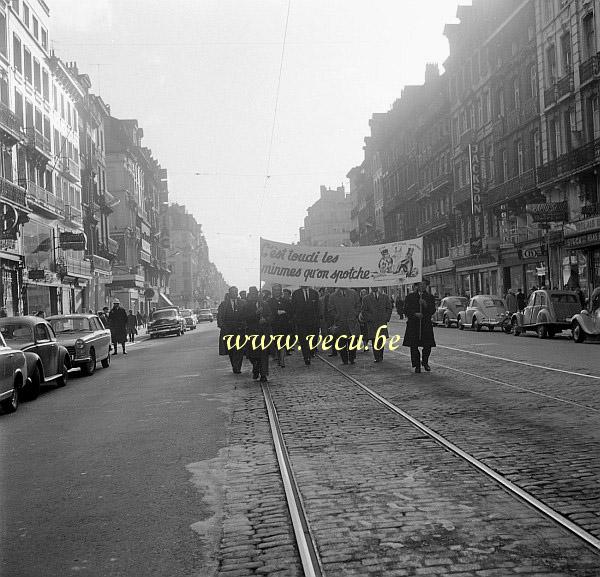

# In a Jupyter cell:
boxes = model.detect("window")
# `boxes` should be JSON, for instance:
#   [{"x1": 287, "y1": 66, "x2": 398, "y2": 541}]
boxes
[
  {"x1": 561, "y1": 32, "x2": 572, "y2": 73},
  {"x1": 60, "y1": 93, "x2": 64, "y2": 119},
  {"x1": 516, "y1": 140, "x2": 524, "y2": 174},
  {"x1": 23, "y1": 46, "x2": 31, "y2": 83},
  {"x1": 43, "y1": 115, "x2": 50, "y2": 140},
  {"x1": 497, "y1": 89, "x2": 505, "y2": 117},
  {"x1": 530, "y1": 64, "x2": 538, "y2": 99},
  {"x1": 14, "y1": 90, "x2": 23, "y2": 124},
  {"x1": 502, "y1": 149, "x2": 508, "y2": 182},
  {"x1": 546, "y1": 44, "x2": 557, "y2": 85},
  {"x1": 41, "y1": 28, "x2": 47, "y2": 50},
  {"x1": 13, "y1": 0, "x2": 20, "y2": 15},
  {"x1": 0, "y1": 76, "x2": 7, "y2": 106},
  {"x1": 53, "y1": 128, "x2": 59, "y2": 154},
  {"x1": 32, "y1": 15, "x2": 38, "y2": 40},
  {"x1": 513, "y1": 77, "x2": 520, "y2": 109},
  {"x1": 583, "y1": 13, "x2": 596, "y2": 60},
  {"x1": 532, "y1": 130, "x2": 541, "y2": 167},
  {"x1": 25, "y1": 100, "x2": 33, "y2": 128},
  {"x1": 33, "y1": 57, "x2": 40, "y2": 92},
  {"x1": 35, "y1": 324, "x2": 50, "y2": 341},
  {"x1": 22, "y1": 2, "x2": 29, "y2": 27},
  {"x1": 13, "y1": 34, "x2": 21, "y2": 73},
  {"x1": 34, "y1": 107, "x2": 42, "y2": 133},
  {"x1": 0, "y1": 10, "x2": 7, "y2": 58},
  {"x1": 52, "y1": 84, "x2": 57, "y2": 111},
  {"x1": 42, "y1": 69, "x2": 49, "y2": 101}
]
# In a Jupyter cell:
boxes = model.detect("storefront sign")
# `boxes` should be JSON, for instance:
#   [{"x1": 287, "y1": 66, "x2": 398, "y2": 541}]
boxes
[
  {"x1": 59, "y1": 232, "x2": 86, "y2": 251},
  {"x1": 526, "y1": 201, "x2": 568, "y2": 223},
  {"x1": 469, "y1": 143, "x2": 482, "y2": 216},
  {"x1": 28, "y1": 269, "x2": 46, "y2": 280},
  {"x1": 564, "y1": 216, "x2": 600, "y2": 237},
  {"x1": 521, "y1": 247, "x2": 545, "y2": 259},
  {"x1": 563, "y1": 230, "x2": 600, "y2": 249}
]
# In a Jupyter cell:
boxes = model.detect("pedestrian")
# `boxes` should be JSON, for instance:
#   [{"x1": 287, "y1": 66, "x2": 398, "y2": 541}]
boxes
[
  {"x1": 217, "y1": 287, "x2": 245, "y2": 374},
  {"x1": 0, "y1": 306, "x2": 7, "y2": 318},
  {"x1": 126, "y1": 309, "x2": 138, "y2": 343},
  {"x1": 403, "y1": 279, "x2": 436, "y2": 373},
  {"x1": 359, "y1": 288, "x2": 370, "y2": 352},
  {"x1": 505, "y1": 288, "x2": 517, "y2": 315},
  {"x1": 268, "y1": 283, "x2": 292, "y2": 367},
  {"x1": 360, "y1": 287, "x2": 393, "y2": 363},
  {"x1": 516, "y1": 288, "x2": 526, "y2": 312},
  {"x1": 36, "y1": 310, "x2": 45, "y2": 318},
  {"x1": 239, "y1": 290, "x2": 247, "y2": 303},
  {"x1": 242, "y1": 286, "x2": 272, "y2": 382},
  {"x1": 575, "y1": 287, "x2": 586, "y2": 309},
  {"x1": 108, "y1": 299, "x2": 128, "y2": 355},
  {"x1": 396, "y1": 294, "x2": 405, "y2": 320},
  {"x1": 328, "y1": 287, "x2": 361, "y2": 366},
  {"x1": 291, "y1": 285, "x2": 320, "y2": 365},
  {"x1": 136, "y1": 311, "x2": 144, "y2": 328}
]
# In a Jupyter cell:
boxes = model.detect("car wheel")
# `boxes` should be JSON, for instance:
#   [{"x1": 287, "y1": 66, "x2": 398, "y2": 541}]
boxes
[
  {"x1": 101, "y1": 351, "x2": 111, "y2": 368},
  {"x1": 458, "y1": 316, "x2": 464, "y2": 330},
  {"x1": 473, "y1": 317, "x2": 482, "y2": 332},
  {"x1": 572, "y1": 322, "x2": 586, "y2": 343},
  {"x1": 55, "y1": 360, "x2": 69, "y2": 387},
  {"x1": 511, "y1": 319, "x2": 521, "y2": 336},
  {"x1": 82, "y1": 348, "x2": 96, "y2": 376},
  {"x1": 0, "y1": 381, "x2": 18, "y2": 413},
  {"x1": 24, "y1": 366, "x2": 41, "y2": 400},
  {"x1": 536, "y1": 324, "x2": 547, "y2": 339},
  {"x1": 443, "y1": 315, "x2": 451, "y2": 328}
]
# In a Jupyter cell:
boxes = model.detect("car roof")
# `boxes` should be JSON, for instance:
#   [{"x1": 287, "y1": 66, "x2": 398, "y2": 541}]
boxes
[
  {"x1": 47, "y1": 314, "x2": 97, "y2": 319},
  {"x1": 0, "y1": 315, "x2": 48, "y2": 325}
]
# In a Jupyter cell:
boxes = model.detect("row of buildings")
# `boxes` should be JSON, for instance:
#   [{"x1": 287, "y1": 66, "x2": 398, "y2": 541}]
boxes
[
  {"x1": 0, "y1": 0, "x2": 226, "y2": 317},
  {"x1": 344, "y1": 0, "x2": 599, "y2": 299}
]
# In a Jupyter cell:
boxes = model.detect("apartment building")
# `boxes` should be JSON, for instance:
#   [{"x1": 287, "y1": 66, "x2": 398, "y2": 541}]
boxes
[{"x1": 299, "y1": 185, "x2": 352, "y2": 247}]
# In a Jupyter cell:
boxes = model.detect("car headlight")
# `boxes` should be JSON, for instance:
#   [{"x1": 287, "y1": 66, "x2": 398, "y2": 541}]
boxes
[{"x1": 75, "y1": 338, "x2": 85, "y2": 349}]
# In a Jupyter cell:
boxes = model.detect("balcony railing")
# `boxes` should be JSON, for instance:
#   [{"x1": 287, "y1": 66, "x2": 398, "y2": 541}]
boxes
[
  {"x1": 0, "y1": 176, "x2": 27, "y2": 209},
  {"x1": 544, "y1": 72, "x2": 574, "y2": 108},
  {"x1": 0, "y1": 103, "x2": 23, "y2": 142},
  {"x1": 92, "y1": 254, "x2": 112, "y2": 273},
  {"x1": 19, "y1": 179, "x2": 64, "y2": 217},
  {"x1": 487, "y1": 169, "x2": 536, "y2": 206},
  {"x1": 449, "y1": 243, "x2": 471, "y2": 259},
  {"x1": 581, "y1": 203, "x2": 600, "y2": 218},
  {"x1": 61, "y1": 157, "x2": 80, "y2": 181},
  {"x1": 416, "y1": 213, "x2": 451, "y2": 236},
  {"x1": 64, "y1": 204, "x2": 82, "y2": 223},
  {"x1": 537, "y1": 137, "x2": 600, "y2": 184},
  {"x1": 453, "y1": 184, "x2": 472, "y2": 206},
  {"x1": 63, "y1": 256, "x2": 91, "y2": 278},
  {"x1": 24, "y1": 127, "x2": 52, "y2": 159},
  {"x1": 579, "y1": 52, "x2": 600, "y2": 84}
]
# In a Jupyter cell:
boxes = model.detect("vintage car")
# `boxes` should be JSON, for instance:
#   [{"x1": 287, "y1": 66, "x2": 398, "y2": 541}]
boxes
[
  {"x1": 432, "y1": 296, "x2": 468, "y2": 328},
  {"x1": 148, "y1": 307, "x2": 185, "y2": 338},
  {"x1": 0, "y1": 316, "x2": 71, "y2": 399},
  {"x1": 511, "y1": 289, "x2": 581, "y2": 338},
  {"x1": 0, "y1": 331, "x2": 28, "y2": 414},
  {"x1": 571, "y1": 287, "x2": 600, "y2": 343},
  {"x1": 180, "y1": 309, "x2": 197, "y2": 330},
  {"x1": 47, "y1": 314, "x2": 111, "y2": 375},
  {"x1": 197, "y1": 308, "x2": 214, "y2": 323},
  {"x1": 457, "y1": 295, "x2": 509, "y2": 331}
]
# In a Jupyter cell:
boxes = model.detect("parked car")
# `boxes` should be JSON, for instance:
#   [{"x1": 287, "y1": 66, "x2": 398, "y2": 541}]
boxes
[
  {"x1": 148, "y1": 307, "x2": 185, "y2": 338},
  {"x1": 197, "y1": 309, "x2": 214, "y2": 323},
  {"x1": 0, "y1": 316, "x2": 71, "y2": 399},
  {"x1": 0, "y1": 331, "x2": 27, "y2": 414},
  {"x1": 180, "y1": 309, "x2": 197, "y2": 330},
  {"x1": 511, "y1": 289, "x2": 581, "y2": 338},
  {"x1": 432, "y1": 296, "x2": 468, "y2": 328},
  {"x1": 570, "y1": 287, "x2": 600, "y2": 343},
  {"x1": 47, "y1": 314, "x2": 111, "y2": 375},
  {"x1": 457, "y1": 295, "x2": 509, "y2": 331}
]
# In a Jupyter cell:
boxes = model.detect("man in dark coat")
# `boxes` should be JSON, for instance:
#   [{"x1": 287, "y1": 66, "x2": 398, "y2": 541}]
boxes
[
  {"x1": 108, "y1": 299, "x2": 128, "y2": 355},
  {"x1": 126, "y1": 309, "x2": 138, "y2": 342},
  {"x1": 217, "y1": 286, "x2": 245, "y2": 374},
  {"x1": 328, "y1": 287, "x2": 361, "y2": 365},
  {"x1": 516, "y1": 288, "x2": 526, "y2": 312},
  {"x1": 360, "y1": 287, "x2": 393, "y2": 362},
  {"x1": 242, "y1": 286, "x2": 272, "y2": 382},
  {"x1": 291, "y1": 285, "x2": 320, "y2": 365},
  {"x1": 403, "y1": 280, "x2": 436, "y2": 373},
  {"x1": 268, "y1": 283, "x2": 292, "y2": 367}
]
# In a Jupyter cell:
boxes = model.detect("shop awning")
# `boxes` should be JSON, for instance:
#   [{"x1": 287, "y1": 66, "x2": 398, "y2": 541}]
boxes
[{"x1": 159, "y1": 292, "x2": 174, "y2": 307}]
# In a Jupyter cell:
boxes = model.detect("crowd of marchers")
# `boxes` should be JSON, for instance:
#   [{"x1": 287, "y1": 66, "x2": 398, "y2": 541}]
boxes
[{"x1": 217, "y1": 281, "x2": 437, "y2": 382}]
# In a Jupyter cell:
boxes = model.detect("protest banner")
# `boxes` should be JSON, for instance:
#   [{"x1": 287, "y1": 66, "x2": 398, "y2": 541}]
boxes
[{"x1": 260, "y1": 237, "x2": 423, "y2": 288}]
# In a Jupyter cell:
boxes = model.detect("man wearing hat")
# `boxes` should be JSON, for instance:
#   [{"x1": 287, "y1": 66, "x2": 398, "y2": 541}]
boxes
[{"x1": 108, "y1": 299, "x2": 128, "y2": 355}]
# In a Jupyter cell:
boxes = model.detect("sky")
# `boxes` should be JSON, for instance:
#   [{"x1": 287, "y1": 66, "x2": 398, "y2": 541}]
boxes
[{"x1": 50, "y1": 0, "x2": 461, "y2": 291}]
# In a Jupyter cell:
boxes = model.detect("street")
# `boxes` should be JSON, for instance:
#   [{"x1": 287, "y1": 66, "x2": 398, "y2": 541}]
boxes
[{"x1": 2, "y1": 319, "x2": 600, "y2": 576}]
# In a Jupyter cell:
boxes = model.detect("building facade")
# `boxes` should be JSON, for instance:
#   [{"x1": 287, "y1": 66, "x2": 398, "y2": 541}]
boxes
[{"x1": 299, "y1": 185, "x2": 352, "y2": 247}]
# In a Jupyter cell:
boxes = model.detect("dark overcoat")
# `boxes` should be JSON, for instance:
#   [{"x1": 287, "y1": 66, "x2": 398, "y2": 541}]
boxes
[
  {"x1": 360, "y1": 292, "x2": 393, "y2": 340},
  {"x1": 268, "y1": 296, "x2": 292, "y2": 336},
  {"x1": 402, "y1": 290, "x2": 436, "y2": 348},
  {"x1": 242, "y1": 298, "x2": 273, "y2": 360},
  {"x1": 328, "y1": 288, "x2": 361, "y2": 337},
  {"x1": 217, "y1": 297, "x2": 245, "y2": 356},
  {"x1": 291, "y1": 288, "x2": 320, "y2": 333},
  {"x1": 108, "y1": 306, "x2": 128, "y2": 343}
]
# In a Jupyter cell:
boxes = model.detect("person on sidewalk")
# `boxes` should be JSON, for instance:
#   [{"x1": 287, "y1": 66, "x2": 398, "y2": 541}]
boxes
[
  {"x1": 328, "y1": 287, "x2": 361, "y2": 365},
  {"x1": 108, "y1": 299, "x2": 128, "y2": 355},
  {"x1": 217, "y1": 286, "x2": 245, "y2": 374},
  {"x1": 360, "y1": 287, "x2": 393, "y2": 363},
  {"x1": 291, "y1": 285, "x2": 320, "y2": 365},
  {"x1": 242, "y1": 286, "x2": 272, "y2": 382},
  {"x1": 403, "y1": 280, "x2": 436, "y2": 373},
  {"x1": 126, "y1": 309, "x2": 138, "y2": 343}
]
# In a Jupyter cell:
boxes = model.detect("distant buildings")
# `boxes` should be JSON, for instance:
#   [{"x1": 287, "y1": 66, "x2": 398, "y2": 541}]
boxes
[
  {"x1": 0, "y1": 0, "x2": 227, "y2": 317},
  {"x1": 299, "y1": 185, "x2": 352, "y2": 247}
]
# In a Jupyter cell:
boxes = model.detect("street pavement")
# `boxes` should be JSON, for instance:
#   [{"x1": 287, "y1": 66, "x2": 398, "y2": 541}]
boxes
[{"x1": 1, "y1": 319, "x2": 599, "y2": 576}]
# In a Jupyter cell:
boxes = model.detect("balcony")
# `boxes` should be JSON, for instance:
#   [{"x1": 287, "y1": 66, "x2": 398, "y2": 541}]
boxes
[
  {"x1": 487, "y1": 169, "x2": 536, "y2": 206},
  {"x1": 505, "y1": 98, "x2": 539, "y2": 134},
  {"x1": 544, "y1": 72, "x2": 574, "y2": 108},
  {"x1": 0, "y1": 177, "x2": 27, "y2": 210},
  {"x1": 416, "y1": 213, "x2": 451, "y2": 236},
  {"x1": 579, "y1": 52, "x2": 600, "y2": 84},
  {"x1": 537, "y1": 137, "x2": 600, "y2": 185},
  {"x1": 581, "y1": 203, "x2": 600, "y2": 219},
  {"x1": 453, "y1": 184, "x2": 472, "y2": 206},
  {"x1": 61, "y1": 157, "x2": 80, "y2": 182},
  {"x1": 63, "y1": 256, "x2": 92, "y2": 278},
  {"x1": 19, "y1": 179, "x2": 64, "y2": 218},
  {"x1": 92, "y1": 254, "x2": 112, "y2": 273},
  {"x1": 0, "y1": 103, "x2": 23, "y2": 145},
  {"x1": 449, "y1": 243, "x2": 471, "y2": 259},
  {"x1": 111, "y1": 264, "x2": 145, "y2": 288},
  {"x1": 63, "y1": 204, "x2": 83, "y2": 224},
  {"x1": 24, "y1": 128, "x2": 52, "y2": 162}
]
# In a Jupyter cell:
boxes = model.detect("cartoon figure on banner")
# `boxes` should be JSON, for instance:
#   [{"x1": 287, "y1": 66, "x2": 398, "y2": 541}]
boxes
[
  {"x1": 397, "y1": 247, "x2": 415, "y2": 277},
  {"x1": 378, "y1": 248, "x2": 394, "y2": 273}
]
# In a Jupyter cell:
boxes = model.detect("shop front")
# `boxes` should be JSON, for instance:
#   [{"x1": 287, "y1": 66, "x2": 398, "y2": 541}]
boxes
[
  {"x1": 563, "y1": 216, "x2": 600, "y2": 298},
  {"x1": 0, "y1": 238, "x2": 24, "y2": 316},
  {"x1": 501, "y1": 242, "x2": 546, "y2": 294},
  {"x1": 455, "y1": 253, "x2": 500, "y2": 297}
]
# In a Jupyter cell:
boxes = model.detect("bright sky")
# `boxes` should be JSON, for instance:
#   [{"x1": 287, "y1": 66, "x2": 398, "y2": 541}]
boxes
[{"x1": 50, "y1": 0, "x2": 461, "y2": 290}]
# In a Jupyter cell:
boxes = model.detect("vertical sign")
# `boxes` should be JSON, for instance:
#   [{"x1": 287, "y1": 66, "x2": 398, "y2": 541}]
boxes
[{"x1": 469, "y1": 143, "x2": 482, "y2": 216}]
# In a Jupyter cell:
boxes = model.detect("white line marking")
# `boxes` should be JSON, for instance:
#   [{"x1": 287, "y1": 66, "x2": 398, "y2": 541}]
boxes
[
  {"x1": 393, "y1": 351, "x2": 600, "y2": 414},
  {"x1": 437, "y1": 345, "x2": 600, "y2": 380}
]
